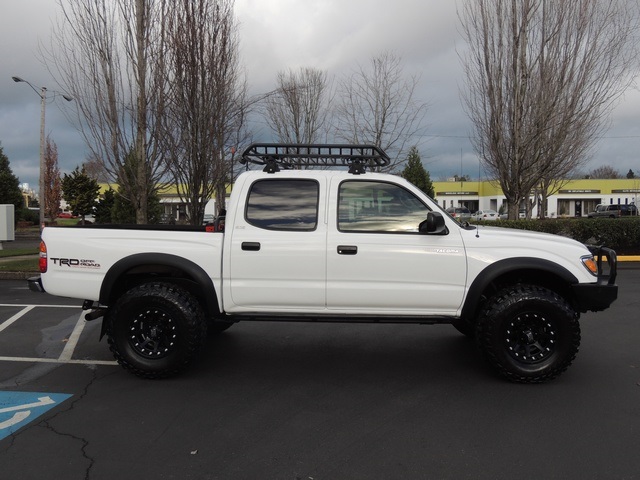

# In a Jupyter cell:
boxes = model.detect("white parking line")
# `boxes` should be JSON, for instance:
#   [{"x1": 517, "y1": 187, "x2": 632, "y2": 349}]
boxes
[
  {"x1": 58, "y1": 311, "x2": 87, "y2": 362},
  {"x1": 0, "y1": 304, "x2": 118, "y2": 367},
  {"x1": 0, "y1": 306, "x2": 35, "y2": 333},
  {"x1": 0, "y1": 356, "x2": 117, "y2": 366},
  {"x1": 0, "y1": 304, "x2": 81, "y2": 308}
]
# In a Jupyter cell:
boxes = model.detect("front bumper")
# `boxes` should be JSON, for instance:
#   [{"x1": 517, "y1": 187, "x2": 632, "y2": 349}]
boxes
[{"x1": 572, "y1": 246, "x2": 618, "y2": 312}]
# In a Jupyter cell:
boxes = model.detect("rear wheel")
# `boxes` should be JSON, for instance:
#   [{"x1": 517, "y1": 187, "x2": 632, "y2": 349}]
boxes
[
  {"x1": 106, "y1": 282, "x2": 207, "y2": 378},
  {"x1": 476, "y1": 285, "x2": 580, "y2": 383}
]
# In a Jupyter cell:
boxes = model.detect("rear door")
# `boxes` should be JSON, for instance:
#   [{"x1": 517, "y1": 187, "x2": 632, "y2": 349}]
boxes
[{"x1": 225, "y1": 176, "x2": 327, "y2": 312}]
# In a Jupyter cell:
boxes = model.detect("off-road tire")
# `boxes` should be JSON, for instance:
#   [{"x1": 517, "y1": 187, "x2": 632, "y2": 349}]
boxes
[
  {"x1": 476, "y1": 285, "x2": 580, "y2": 383},
  {"x1": 106, "y1": 282, "x2": 207, "y2": 379}
]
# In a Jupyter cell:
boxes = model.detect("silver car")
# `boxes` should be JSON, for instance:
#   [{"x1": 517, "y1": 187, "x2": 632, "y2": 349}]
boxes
[
  {"x1": 473, "y1": 209, "x2": 499, "y2": 221},
  {"x1": 445, "y1": 207, "x2": 472, "y2": 223}
]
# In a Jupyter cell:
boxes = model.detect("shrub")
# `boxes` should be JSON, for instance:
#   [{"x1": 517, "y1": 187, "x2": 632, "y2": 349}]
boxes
[
  {"x1": 489, "y1": 218, "x2": 640, "y2": 254},
  {"x1": 15, "y1": 207, "x2": 39, "y2": 226}
]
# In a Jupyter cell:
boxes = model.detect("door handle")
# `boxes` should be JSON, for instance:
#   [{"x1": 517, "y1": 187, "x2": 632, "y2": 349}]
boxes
[
  {"x1": 242, "y1": 242, "x2": 261, "y2": 251},
  {"x1": 337, "y1": 245, "x2": 358, "y2": 255}
]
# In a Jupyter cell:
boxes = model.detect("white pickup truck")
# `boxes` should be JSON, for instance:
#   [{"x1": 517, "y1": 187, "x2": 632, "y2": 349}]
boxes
[{"x1": 29, "y1": 144, "x2": 618, "y2": 383}]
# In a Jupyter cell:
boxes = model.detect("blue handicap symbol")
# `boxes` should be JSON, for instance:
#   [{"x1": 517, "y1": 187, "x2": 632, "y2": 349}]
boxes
[{"x1": 0, "y1": 391, "x2": 72, "y2": 441}]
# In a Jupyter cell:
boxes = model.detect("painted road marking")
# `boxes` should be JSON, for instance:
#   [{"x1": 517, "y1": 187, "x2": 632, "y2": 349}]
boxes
[
  {"x1": 0, "y1": 396, "x2": 55, "y2": 414},
  {"x1": 58, "y1": 311, "x2": 88, "y2": 362},
  {"x1": 0, "y1": 306, "x2": 35, "y2": 333},
  {"x1": 0, "y1": 304, "x2": 81, "y2": 308},
  {"x1": 0, "y1": 391, "x2": 73, "y2": 440},
  {"x1": 0, "y1": 356, "x2": 117, "y2": 365},
  {"x1": 0, "y1": 304, "x2": 118, "y2": 367}
]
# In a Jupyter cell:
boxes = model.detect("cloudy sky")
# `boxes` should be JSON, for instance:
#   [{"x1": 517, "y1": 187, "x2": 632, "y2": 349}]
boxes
[{"x1": 2, "y1": 0, "x2": 639, "y2": 190}]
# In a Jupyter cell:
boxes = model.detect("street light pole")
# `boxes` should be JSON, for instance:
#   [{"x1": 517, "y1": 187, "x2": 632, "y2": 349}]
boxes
[
  {"x1": 12, "y1": 76, "x2": 72, "y2": 229},
  {"x1": 38, "y1": 86, "x2": 47, "y2": 229}
]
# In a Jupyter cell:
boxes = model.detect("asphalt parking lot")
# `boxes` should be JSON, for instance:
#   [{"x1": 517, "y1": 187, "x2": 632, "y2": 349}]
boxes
[{"x1": 1, "y1": 267, "x2": 639, "y2": 480}]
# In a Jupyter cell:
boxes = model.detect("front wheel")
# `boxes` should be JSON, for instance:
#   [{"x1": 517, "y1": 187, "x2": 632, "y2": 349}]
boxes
[
  {"x1": 476, "y1": 285, "x2": 580, "y2": 383},
  {"x1": 106, "y1": 282, "x2": 207, "y2": 379}
]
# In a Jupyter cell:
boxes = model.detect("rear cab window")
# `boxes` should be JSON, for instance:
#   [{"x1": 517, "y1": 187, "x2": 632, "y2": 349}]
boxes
[{"x1": 245, "y1": 179, "x2": 320, "y2": 231}]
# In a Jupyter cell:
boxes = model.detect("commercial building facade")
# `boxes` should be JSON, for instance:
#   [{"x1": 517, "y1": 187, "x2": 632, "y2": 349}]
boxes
[{"x1": 434, "y1": 178, "x2": 640, "y2": 217}]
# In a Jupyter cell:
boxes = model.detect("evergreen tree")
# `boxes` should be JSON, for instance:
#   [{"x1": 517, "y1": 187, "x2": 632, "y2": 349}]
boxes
[
  {"x1": 111, "y1": 187, "x2": 162, "y2": 224},
  {"x1": 111, "y1": 189, "x2": 136, "y2": 224},
  {"x1": 401, "y1": 146, "x2": 434, "y2": 197},
  {"x1": 112, "y1": 152, "x2": 162, "y2": 224},
  {"x1": 94, "y1": 187, "x2": 115, "y2": 224},
  {"x1": 61, "y1": 166, "x2": 100, "y2": 221},
  {"x1": 0, "y1": 143, "x2": 25, "y2": 209},
  {"x1": 627, "y1": 169, "x2": 635, "y2": 179}
]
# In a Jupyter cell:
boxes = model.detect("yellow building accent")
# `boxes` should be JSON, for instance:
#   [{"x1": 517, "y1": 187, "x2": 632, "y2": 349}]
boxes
[{"x1": 433, "y1": 178, "x2": 640, "y2": 217}]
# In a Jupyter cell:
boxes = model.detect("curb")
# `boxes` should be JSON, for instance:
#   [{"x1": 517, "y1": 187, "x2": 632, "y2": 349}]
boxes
[{"x1": 0, "y1": 272, "x2": 38, "y2": 280}]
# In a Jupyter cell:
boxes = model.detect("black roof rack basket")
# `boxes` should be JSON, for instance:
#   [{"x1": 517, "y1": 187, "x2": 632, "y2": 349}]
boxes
[{"x1": 240, "y1": 143, "x2": 390, "y2": 174}]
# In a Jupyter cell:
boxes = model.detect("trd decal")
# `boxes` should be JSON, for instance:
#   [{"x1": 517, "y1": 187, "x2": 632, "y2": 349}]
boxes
[{"x1": 50, "y1": 258, "x2": 101, "y2": 268}]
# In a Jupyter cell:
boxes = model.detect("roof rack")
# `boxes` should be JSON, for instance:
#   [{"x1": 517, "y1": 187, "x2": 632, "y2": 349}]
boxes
[{"x1": 240, "y1": 143, "x2": 390, "y2": 174}]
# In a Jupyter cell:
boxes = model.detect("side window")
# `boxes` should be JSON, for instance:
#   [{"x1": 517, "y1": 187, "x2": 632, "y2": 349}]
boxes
[
  {"x1": 338, "y1": 181, "x2": 430, "y2": 233},
  {"x1": 246, "y1": 179, "x2": 319, "y2": 231}
]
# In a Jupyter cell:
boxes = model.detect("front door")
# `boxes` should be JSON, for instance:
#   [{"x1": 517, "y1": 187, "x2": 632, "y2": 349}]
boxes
[{"x1": 327, "y1": 179, "x2": 467, "y2": 315}]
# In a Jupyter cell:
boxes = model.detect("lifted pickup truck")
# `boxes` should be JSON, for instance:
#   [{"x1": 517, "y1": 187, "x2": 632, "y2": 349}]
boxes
[{"x1": 30, "y1": 144, "x2": 618, "y2": 383}]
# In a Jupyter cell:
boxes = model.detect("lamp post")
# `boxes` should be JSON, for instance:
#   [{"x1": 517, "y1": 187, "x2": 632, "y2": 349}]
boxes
[{"x1": 12, "y1": 76, "x2": 73, "y2": 228}]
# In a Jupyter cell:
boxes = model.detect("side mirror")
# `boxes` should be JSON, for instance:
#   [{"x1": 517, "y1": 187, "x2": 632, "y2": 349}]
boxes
[{"x1": 419, "y1": 212, "x2": 448, "y2": 235}]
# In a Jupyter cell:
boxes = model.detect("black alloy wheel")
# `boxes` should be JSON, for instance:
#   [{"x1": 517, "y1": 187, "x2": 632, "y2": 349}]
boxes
[
  {"x1": 476, "y1": 285, "x2": 580, "y2": 383},
  {"x1": 106, "y1": 282, "x2": 207, "y2": 378}
]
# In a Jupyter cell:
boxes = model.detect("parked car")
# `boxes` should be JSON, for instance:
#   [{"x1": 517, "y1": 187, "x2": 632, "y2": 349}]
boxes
[
  {"x1": 473, "y1": 209, "x2": 499, "y2": 221},
  {"x1": 445, "y1": 207, "x2": 472, "y2": 223},
  {"x1": 587, "y1": 204, "x2": 637, "y2": 218},
  {"x1": 77, "y1": 214, "x2": 95, "y2": 225},
  {"x1": 500, "y1": 209, "x2": 528, "y2": 220}
]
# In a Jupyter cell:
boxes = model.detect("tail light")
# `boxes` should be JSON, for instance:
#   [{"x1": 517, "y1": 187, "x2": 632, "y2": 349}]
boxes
[{"x1": 39, "y1": 241, "x2": 48, "y2": 273}]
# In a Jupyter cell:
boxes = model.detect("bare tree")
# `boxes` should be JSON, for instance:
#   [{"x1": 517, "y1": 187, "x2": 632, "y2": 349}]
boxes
[
  {"x1": 43, "y1": 136, "x2": 62, "y2": 223},
  {"x1": 588, "y1": 165, "x2": 621, "y2": 179},
  {"x1": 83, "y1": 152, "x2": 110, "y2": 183},
  {"x1": 460, "y1": 0, "x2": 638, "y2": 219},
  {"x1": 161, "y1": 0, "x2": 247, "y2": 224},
  {"x1": 334, "y1": 51, "x2": 428, "y2": 171},
  {"x1": 263, "y1": 67, "x2": 333, "y2": 145},
  {"x1": 46, "y1": 0, "x2": 169, "y2": 224}
]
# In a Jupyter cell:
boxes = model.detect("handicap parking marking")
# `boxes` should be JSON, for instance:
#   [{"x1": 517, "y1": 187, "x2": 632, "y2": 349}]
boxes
[{"x1": 0, "y1": 391, "x2": 72, "y2": 440}]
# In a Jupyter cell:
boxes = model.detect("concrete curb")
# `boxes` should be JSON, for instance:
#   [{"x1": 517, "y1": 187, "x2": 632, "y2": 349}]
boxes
[{"x1": 0, "y1": 271, "x2": 37, "y2": 280}]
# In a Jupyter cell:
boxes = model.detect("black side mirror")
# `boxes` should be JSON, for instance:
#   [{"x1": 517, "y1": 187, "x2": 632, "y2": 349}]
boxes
[{"x1": 419, "y1": 212, "x2": 448, "y2": 235}]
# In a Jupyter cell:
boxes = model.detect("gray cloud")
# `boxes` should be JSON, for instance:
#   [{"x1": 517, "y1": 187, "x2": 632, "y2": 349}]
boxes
[{"x1": 1, "y1": 0, "x2": 638, "y2": 189}]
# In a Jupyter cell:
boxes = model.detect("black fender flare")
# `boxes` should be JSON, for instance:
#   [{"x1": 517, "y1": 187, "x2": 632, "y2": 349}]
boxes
[
  {"x1": 99, "y1": 253, "x2": 220, "y2": 317},
  {"x1": 461, "y1": 257, "x2": 579, "y2": 321}
]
